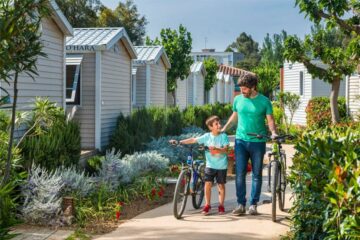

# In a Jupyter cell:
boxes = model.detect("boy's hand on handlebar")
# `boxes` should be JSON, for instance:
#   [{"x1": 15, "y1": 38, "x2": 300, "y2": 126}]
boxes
[{"x1": 169, "y1": 140, "x2": 178, "y2": 145}]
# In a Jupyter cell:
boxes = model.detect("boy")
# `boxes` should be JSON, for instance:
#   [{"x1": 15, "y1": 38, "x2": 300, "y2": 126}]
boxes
[{"x1": 171, "y1": 115, "x2": 229, "y2": 215}]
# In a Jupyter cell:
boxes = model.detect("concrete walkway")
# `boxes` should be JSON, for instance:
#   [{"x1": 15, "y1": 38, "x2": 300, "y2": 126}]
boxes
[{"x1": 95, "y1": 144, "x2": 296, "y2": 240}]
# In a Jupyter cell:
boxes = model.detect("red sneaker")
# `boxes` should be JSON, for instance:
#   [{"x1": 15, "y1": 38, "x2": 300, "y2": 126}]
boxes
[
  {"x1": 218, "y1": 205, "x2": 225, "y2": 214},
  {"x1": 201, "y1": 204, "x2": 211, "y2": 215}
]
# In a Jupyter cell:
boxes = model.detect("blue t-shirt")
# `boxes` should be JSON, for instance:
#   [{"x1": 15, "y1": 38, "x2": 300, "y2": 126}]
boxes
[{"x1": 196, "y1": 132, "x2": 229, "y2": 170}]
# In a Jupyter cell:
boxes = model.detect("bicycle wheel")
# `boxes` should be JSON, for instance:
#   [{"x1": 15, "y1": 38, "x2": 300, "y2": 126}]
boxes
[
  {"x1": 278, "y1": 155, "x2": 287, "y2": 211},
  {"x1": 267, "y1": 158, "x2": 272, "y2": 192},
  {"x1": 192, "y1": 173, "x2": 205, "y2": 209},
  {"x1": 271, "y1": 160, "x2": 279, "y2": 222},
  {"x1": 173, "y1": 170, "x2": 189, "y2": 219}
]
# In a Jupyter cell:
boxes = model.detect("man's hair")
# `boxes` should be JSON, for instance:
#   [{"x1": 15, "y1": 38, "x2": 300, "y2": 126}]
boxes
[
  {"x1": 238, "y1": 74, "x2": 258, "y2": 89},
  {"x1": 205, "y1": 115, "x2": 220, "y2": 128}
]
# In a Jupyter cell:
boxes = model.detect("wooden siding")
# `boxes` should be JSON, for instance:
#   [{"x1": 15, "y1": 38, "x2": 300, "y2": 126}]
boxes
[
  {"x1": 101, "y1": 41, "x2": 131, "y2": 149},
  {"x1": 176, "y1": 78, "x2": 187, "y2": 109},
  {"x1": 283, "y1": 62, "x2": 312, "y2": 125},
  {"x1": 187, "y1": 74, "x2": 194, "y2": 105},
  {"x1": 69, "y1": 53, "x2": 96, "y2": 149},
  {"x1": 283, "y1": 62, "x2": 346, "y2": 125},
  {"x1": 150, "y1": 61, "x2": 166, "y2": 106},
  {"x1": 195, "y1": 73, "x2": 205, "y2": 105},
  {"x1": 135, "y1": 65, "x2": 146, "y2": 107},
  {"x1": 348, "y1": 74, "x2": 360, "y2": 120},
  {"x1": 312, "y1": 78, "x2": 345, "y2": 97},
  {"x1": 0, "y1": 17, "x2": 65, "y2": 111}
]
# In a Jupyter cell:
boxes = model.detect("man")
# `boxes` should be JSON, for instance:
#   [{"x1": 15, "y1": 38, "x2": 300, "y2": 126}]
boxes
[{"x1": 222, "y1": 74, "x2": 277, "y2": 215}]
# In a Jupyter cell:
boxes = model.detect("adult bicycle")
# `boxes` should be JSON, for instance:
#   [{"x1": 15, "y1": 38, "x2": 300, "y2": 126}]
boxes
[
  {"x1": 170, "y1": 142, "x2": 206, "y2": 219},
  {"x1": 247, "y1": 133, "x2": 293, "y2": 222}
]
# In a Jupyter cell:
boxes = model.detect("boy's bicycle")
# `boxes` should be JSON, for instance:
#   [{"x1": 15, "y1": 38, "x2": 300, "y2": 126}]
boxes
[
  {"x1": 171, "y1": 142, "x2": 206, "y2": 219},
  {"x1": 247, "y1": 133, "x2": 293, "y2": 222}
]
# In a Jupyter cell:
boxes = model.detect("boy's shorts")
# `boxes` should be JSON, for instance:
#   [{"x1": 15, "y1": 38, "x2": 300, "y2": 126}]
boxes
[{"x1": 204, "y1": 167, "x2": 227, "y2": 184}]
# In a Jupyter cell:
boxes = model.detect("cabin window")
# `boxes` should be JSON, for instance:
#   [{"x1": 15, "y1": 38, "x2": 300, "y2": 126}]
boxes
[
  {"x1": 299, "y1": 71, "x2": 304, "y2": 96},
  {"x1": 66, "y1": 55, "x2": 83, "y2": 105}
]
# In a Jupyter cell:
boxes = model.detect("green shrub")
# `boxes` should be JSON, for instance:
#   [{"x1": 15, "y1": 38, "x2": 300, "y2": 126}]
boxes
[
  {"x1": 109, "y1": 114, "x2": 134, "y2": 154},
  {"x1": 288, "y1": 126, "x2": 360, "y2": 239},
  {"x1": 306, "y1": 96, "x2": 347, "y2": 128},
  {"x1": 109, "y1": 104, "x2": 233, "y2": 155},
  {"x1": 272, "y1": 102, "x2": 284, "y2": 126},
  {"x1": 20, "y1": 119, "x2": 81, "y2": 170},
  {"x1": 0, "y1": 128, "x2": 23, "y2": 236},
  {"x1": 0, "y1": 110, "x2": 9, "y2": 132},
  {"x1": 182, "y1": 105, "x2": 196, "y2": 126},
  {"x1": 165, "y1": 107, "x2": 183, "y2": 136},
  {"x1": 148, "y1": 107, "x2": 167, "y2": 138}
]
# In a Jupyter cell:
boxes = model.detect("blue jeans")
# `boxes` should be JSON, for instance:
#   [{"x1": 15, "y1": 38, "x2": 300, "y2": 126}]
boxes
[{"x1": 235, "y1": 139, "x2": 266, "y2": 206}]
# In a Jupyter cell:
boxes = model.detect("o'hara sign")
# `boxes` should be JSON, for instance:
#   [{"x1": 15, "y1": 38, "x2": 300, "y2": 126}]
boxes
[{"x1": 66, "y1": 45, "x2": 106, "y2": 52}]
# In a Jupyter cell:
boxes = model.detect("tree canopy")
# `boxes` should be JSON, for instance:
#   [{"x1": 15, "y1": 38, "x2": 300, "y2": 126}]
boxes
[
  {"x1": 226, "y1": 32, "x2": 261, "y2": 71},
  {"x1": 97, "y1": 0, "x2": 148, "y2": 45},
  {"x1": 146, "y1": 24, "x2": 193, "y2": 95},
  {"x1": 260, "y1": 30, "x2": 288, "y2": 67},
  {"x1": 55, "y1": 0, "x2": 101, "y2": 28},
  {"x1": 284, "y1": 0, "x2": 360, "y2": 123},
  {"x1": 203, "y1": 58, "x2": 218, "y2": 91}
]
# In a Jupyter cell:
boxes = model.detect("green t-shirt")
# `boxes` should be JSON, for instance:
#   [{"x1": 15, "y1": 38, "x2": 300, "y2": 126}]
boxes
[
  {"x1": 196, "y1": 132, "x2": 229, "y2": 170},
  {"x1": 232, "y1": 93, "x2": 273, "y2": 142}
]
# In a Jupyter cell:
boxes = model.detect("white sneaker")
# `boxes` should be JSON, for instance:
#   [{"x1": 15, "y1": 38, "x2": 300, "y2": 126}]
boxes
[
  {"x1": 248, "y1": 205, "x2": 258, "y2": 215},
  {"x1": 232, "y1": 204, "x2": 246, "y2": 216}
]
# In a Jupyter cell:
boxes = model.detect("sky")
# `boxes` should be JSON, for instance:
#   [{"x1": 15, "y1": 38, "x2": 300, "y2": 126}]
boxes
[{"x1": 101, "y1": 0, "x2": 313, "y2": 51}]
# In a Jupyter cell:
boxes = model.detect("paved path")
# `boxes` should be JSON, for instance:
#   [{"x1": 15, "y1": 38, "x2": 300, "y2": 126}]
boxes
[{"x1": 95, "y1": 144, "x2": 296, "y2": 240}]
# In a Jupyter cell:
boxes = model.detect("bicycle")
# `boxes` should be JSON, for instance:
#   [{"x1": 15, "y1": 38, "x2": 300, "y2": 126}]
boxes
[
  {"x1": 247, "y1": 133, "x2": 293, "y2": 222},
  {"x1": 170, "y1": 142, "x2": 207, "y2": 219}
]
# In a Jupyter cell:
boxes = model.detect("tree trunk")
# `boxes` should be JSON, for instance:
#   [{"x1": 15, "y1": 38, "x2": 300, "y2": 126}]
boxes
[
  {"x1": 330, "y1": 77, "x2": 341, "y2": 124},
  {"x1": 1, "y1": 72, "x2": 18, "y2": 186}
]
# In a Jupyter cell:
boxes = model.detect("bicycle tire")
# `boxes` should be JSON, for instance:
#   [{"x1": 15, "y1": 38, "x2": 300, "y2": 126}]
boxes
[
  {"x1": 271, "y1": 160, "x2": 279, "y2": 222},
  {"x1": 192, "y1": 174, "x2": 205, "y2": 209},
  {"x1": 278, "y1": 155, "x2": 287, "y2": 211},
  {"x1": 267, "y1": 160, "x2": 271, "y2": 192},
  {"x1": 277, "y1": 166, "x2": 285, "y2": 211},
  {"x1": 173, "y1": 170, "x2": 189, "y2": 219}
]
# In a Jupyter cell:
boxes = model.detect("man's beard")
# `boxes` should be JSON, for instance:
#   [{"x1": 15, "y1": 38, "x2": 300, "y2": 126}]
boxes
[{"x1": 242, "y1": 90, "x2": 252, "y2": 98}]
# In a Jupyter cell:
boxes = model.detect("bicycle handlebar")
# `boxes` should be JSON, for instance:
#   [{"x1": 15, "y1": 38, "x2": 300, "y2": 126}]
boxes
[
  {"x1": 247, "y1": 133, "x2": 293, "y2": 141},
  {"x1": 169, "y1": 141, "x2": 210, "y2": 151}
]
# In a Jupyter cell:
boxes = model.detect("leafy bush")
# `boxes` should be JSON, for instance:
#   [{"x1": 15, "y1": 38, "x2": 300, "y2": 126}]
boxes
[
  {"x1": 109, "y1": 104, "x2": 232, "y2": 156},
  {"x1": 60, "y1": 167, "x2": 93, "y2": 197},
  {"x1": 182, "y1": 103, "x2": 232, "y2": 129},
  {"x1": 85, "y1": 155, "x2": 104, "y2": 176},
  {"x1": 165, "y1": 107, "x2": 183, "y2": 136},
  {"x1": 21, "y1": 165, "x2": 64, "y2": 225},
  {"x1": 182, "y1": 125, "x2": 206, "y2": 135},
  {"x1": 272, "y1": 101, "x2": 284, "y2": 126},
  {"x1": 122, "y1": 151, "x2": 169, "y2": 177},
  {"x1": 97, "y1": 149, "x2": 132, "y2": 190},
  {"x1": 146, "y1": 133, "x2": 202, "y2": 164},
  {"x1": 288, "y1": 126, "x2": 360, "y2": 239},
  {"x1": 17, "y1": 98, "x2": 81, "y2": 170},
  {"x1": 147, "y1": 107, "x2": 167, "y2": 138},
  {"x1": 0, "y1": 110, "x2": 9, "y2": 132},
  {"x1": 0, "y1": 129, "x2": 23, "y2": 236},
  {"x1": 306, "y1": 96, "x2": 347, "y2": 128},
  {"x1": 21, "y1": 119, "x2": 81, "y2": 170}
]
